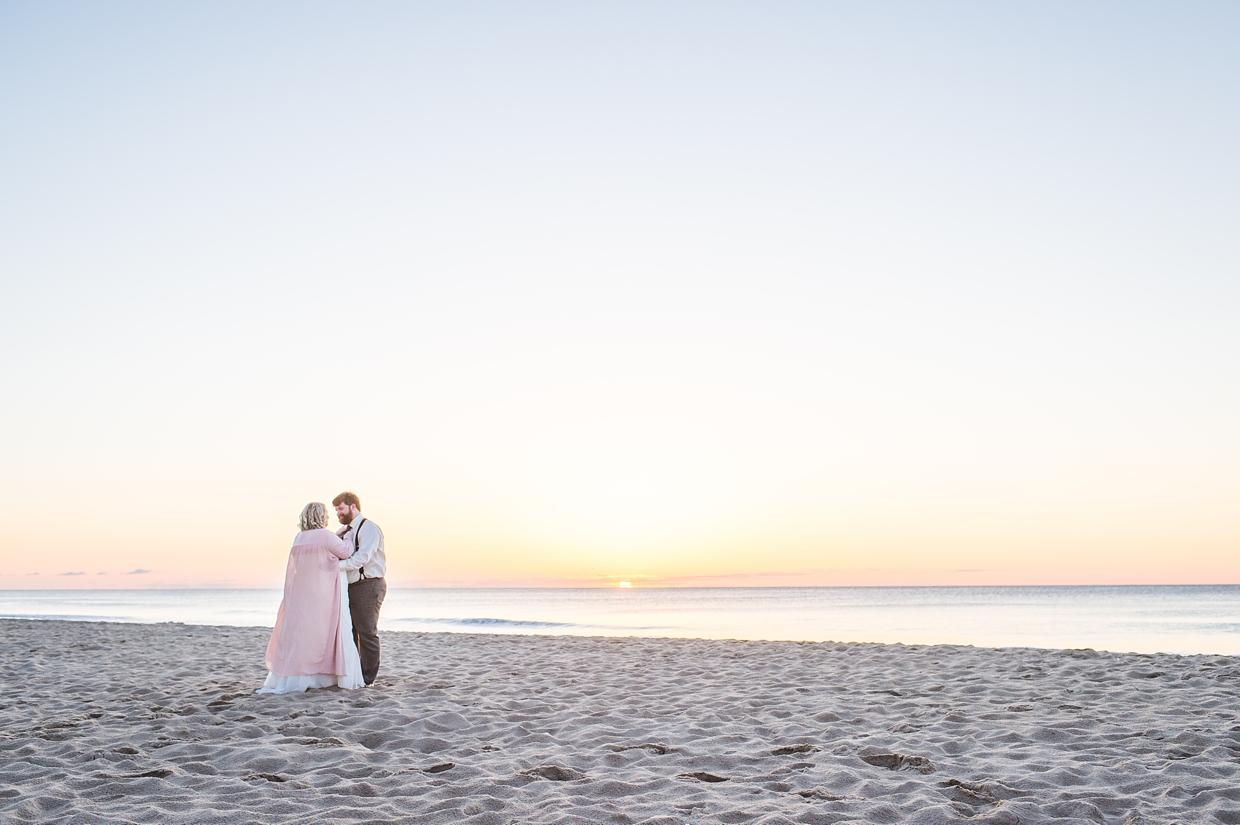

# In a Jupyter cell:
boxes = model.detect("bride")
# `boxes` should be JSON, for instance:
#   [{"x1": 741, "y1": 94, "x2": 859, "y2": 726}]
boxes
[{"x1": 257, "y1": 502, "x2": 364, "y2": 693}]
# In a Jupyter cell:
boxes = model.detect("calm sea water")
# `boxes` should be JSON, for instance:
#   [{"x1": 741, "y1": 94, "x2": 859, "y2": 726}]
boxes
[{"x1": 2, "y1": 586, "x2": 1238, "y2": 655}]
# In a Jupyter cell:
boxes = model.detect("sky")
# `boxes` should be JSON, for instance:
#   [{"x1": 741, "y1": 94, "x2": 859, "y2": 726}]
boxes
[{"x1": 1, "y1": 1, "x2": 1237, "y2": 589}]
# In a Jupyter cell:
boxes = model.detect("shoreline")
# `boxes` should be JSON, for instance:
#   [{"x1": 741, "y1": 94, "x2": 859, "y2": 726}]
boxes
[
  {"x1": 1, "y1": 612, "x2": 1236, "y2": 659},
  {"x1": 4, "y1": 619, "x2": 1240, "y2": 823},
  {"x1": 1, "y1": 614, "x2": 1234, "y2": 658}
]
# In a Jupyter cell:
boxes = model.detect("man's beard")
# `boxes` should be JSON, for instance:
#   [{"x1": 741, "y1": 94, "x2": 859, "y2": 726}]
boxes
[{"x1": 338, "y1": 511, "x2": 353, "y2": 526}]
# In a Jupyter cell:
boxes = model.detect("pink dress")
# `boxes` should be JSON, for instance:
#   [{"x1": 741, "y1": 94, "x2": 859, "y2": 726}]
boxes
[{"x1": 257, "y1": 528, "x2": 364, "y2": 694}]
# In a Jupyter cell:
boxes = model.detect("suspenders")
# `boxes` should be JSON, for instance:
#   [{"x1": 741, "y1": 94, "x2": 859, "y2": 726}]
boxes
[{"x1": 352, "y1": 518, "x2": 369, "y2": 580}]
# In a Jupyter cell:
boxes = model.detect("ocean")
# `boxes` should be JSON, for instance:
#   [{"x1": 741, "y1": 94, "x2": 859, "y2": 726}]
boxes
[{"x1": 4, "y1": 585, "x2": 1239, "y2": 655}]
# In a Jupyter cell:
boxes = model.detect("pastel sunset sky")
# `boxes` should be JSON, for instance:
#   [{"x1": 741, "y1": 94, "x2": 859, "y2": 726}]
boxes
[{"x1": 2, "y1": 2, "x2": 1237, "y2": 589}]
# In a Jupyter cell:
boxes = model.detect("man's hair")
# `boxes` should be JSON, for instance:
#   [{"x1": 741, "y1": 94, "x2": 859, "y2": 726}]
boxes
[{"x1": 333, "y1": 491, "x2": 361, "y2": 509}]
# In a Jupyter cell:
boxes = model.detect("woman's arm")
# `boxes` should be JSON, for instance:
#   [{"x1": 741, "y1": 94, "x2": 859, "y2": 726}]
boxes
[{"x1": 325, "y1": 532, "x2": 352, "y2": 560}]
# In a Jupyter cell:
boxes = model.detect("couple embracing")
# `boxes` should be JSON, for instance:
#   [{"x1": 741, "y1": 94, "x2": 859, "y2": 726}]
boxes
[{"x1": 257, "y1": 492, "x2": 387, "y2": 694}]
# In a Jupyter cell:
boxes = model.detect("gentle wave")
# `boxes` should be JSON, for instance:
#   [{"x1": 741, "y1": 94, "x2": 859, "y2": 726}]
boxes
[
  {"x1": 388, "y1": 616, "x2": 576, "y2": 629},
  {"x1": 0, "y1": 613, "x2": 141, "y2": 623},
  {"x1": 385, "y1": 616, "x2": 670, "y2": 632}
]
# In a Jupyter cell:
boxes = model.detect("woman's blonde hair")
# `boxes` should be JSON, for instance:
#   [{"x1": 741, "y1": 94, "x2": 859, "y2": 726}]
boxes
[{"x1": 299, "y1": 502, "x2": 329, "y2": 531}]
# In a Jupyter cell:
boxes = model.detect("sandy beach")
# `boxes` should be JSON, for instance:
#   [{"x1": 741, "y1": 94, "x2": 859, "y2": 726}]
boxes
[{"x1": 3, "y1": 619, "x2": 1239, "y2": 824}]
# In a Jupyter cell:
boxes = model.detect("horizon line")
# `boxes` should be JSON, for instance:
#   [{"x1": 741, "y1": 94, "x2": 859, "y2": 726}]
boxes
[{"x1": 2, "y1": 581, "x2": 1238, "y2": 592}]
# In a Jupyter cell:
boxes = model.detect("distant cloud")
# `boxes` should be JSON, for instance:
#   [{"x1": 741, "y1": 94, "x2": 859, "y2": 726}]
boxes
[
  {"x1": 27, "y1": 572, "x2": 38, "y2": 576},
  {"x1": 126, "y1": 569, "x2": 151, "y2": 575},
  {"x1": 59, "y1": 571, "x2": 85, "y2": 576},
  {"x1": 97, "y1": 572, "x2": 107, "y2": 575}
]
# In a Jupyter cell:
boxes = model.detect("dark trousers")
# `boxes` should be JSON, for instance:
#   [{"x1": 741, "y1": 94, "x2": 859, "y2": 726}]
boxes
[{"x1": 348, "y1": 577, "x2": 386, "y2": 685}]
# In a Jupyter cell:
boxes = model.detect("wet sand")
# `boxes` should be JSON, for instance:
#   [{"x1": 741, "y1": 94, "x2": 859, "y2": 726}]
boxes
[{"x1": 3, "y1": 618, "x2": 1239, "y2": 824}]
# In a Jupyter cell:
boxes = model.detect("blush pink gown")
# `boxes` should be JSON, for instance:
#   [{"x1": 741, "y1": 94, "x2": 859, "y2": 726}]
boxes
[{"x1": 257, "y1": 528, "x2": 364, "y2": 694}]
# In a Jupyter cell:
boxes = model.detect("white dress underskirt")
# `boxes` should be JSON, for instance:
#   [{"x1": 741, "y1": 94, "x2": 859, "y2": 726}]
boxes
[{"x1": 256, "y1": 571, "x2": 365, "y2": 695}]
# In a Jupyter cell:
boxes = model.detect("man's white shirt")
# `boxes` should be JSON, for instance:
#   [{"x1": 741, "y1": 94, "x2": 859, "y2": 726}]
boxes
[{"x1": 338, "y1": 516, "x2": 386, "y2": 584}]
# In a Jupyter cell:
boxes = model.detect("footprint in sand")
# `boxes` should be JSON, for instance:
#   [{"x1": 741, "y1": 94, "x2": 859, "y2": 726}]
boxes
[
  {"x1": 611, "y1": 743, "x2": 674, "y2": 755},
  {"x1": 858, "y1": 748, "x2": 935, "y2": 774},
  {"x1": 797, "y1": 789, "x2": 860, "y2": 801},
  {"x1": 423, "y1": 763, "x2": 454, "y2": 774},
  {"x1": 124, "y1": 769, "x2": 174, "y2": 778},
  {"x1": 245, "y1": 773, "x2": 286, "y2": 783},
  {"x1": 523, "y1": 765, "x2": 585, "y2": 781},
  {"x1": 678, "y1": 771, "x2": 729, "y2": 783}
]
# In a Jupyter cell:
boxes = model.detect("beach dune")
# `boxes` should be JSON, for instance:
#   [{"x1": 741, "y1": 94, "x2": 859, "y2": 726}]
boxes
[{"x1": 2, "y1": 618, "x2": 1239, "y2": 823}]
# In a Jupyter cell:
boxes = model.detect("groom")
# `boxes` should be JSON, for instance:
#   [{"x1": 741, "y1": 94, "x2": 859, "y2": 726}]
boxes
[{"x1": 333, "y1": 491, "x2": 386, "y2": 686}]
